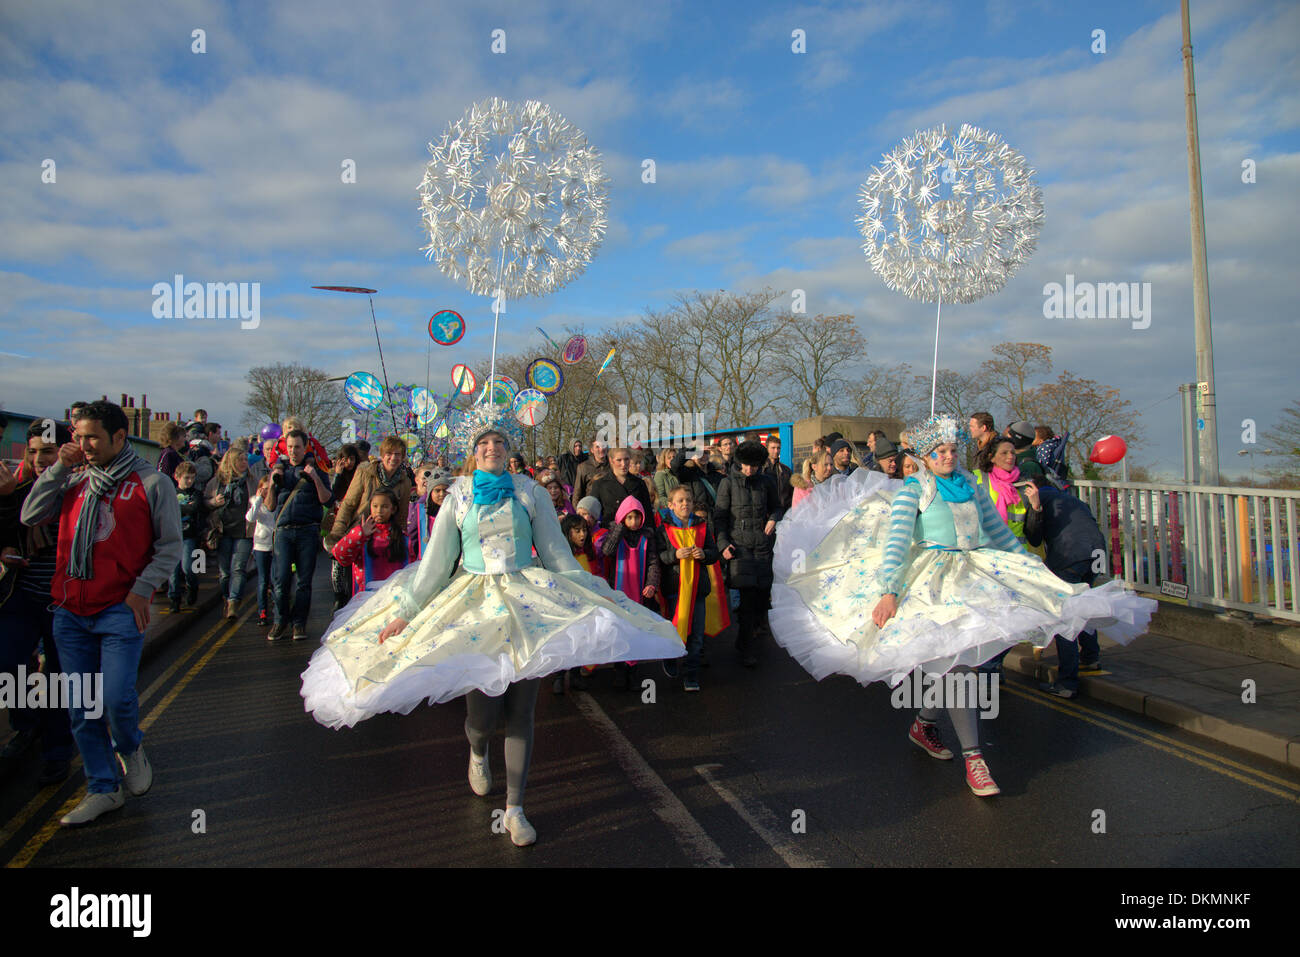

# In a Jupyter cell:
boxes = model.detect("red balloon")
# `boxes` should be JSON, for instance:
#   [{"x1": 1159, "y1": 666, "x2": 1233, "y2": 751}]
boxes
[{"x1": 1090, "y1": 435, "x2": 1127, "y2": 465}]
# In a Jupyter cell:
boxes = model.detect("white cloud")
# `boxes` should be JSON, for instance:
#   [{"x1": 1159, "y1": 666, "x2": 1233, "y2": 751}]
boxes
[{"x1": 663, "y1": 226, "x2": 759, "y2": 262}]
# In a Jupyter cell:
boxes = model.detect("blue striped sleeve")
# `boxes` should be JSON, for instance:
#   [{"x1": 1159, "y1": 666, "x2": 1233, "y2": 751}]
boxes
[{"x1": 877, "y1": 480, "x2": 922, "y2": 595}]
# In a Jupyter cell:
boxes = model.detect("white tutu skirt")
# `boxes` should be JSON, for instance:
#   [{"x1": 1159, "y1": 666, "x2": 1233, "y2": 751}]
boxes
[
  {"x1": 770, "y1": 470, "x2": 1155, "y2": 687},
  {"x1": 301, "y1": 564, "x2": 684, "y2": 728}
]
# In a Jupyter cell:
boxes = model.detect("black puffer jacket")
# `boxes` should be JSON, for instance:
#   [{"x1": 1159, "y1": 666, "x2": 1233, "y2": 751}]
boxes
[{"x1": 714, "y1": 471, "x2": 779, "y2": 588}]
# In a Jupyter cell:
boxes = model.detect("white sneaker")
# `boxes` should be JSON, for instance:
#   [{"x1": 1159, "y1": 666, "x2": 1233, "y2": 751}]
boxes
[
  {"x1": 468, "y1": 751, "x2": 491, "y2": 796},
  {"x1": 61, "y1": 788, "x2": 125, "y2": 826},
  {"x1": 503, "y1": 807, "x2": 536, "y2": 846},
  {"x1": 121, "y1": 745, "x2": 153, "y2": 797}
]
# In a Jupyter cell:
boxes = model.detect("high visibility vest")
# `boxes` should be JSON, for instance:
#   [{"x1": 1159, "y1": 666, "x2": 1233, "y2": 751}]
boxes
[{"x1": 975, "y1": 471, "x2": 1045, "y2": 558}]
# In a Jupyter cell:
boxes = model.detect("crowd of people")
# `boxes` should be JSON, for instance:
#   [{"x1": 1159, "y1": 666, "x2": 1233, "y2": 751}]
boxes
[{"x1": 0, "y1": 395, "x2": 1143, "y2": 840}]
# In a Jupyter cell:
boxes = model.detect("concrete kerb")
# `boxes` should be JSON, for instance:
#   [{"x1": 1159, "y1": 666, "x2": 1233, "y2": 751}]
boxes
[{"x1": 1002, "y1": 646, "x2": 1300, "y2": 770}]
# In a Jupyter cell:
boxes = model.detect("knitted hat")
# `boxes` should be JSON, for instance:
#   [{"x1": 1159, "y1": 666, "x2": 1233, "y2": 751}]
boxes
[
  {"x1": 873, "y1": 437, "x2": 899, "y2": 460},
  {"x1": 1007, "y1": 421, "x2": 1035, "y2": 449},
  {"x1": 577, "y1": 496, "x2": 601, "y2": 521}
]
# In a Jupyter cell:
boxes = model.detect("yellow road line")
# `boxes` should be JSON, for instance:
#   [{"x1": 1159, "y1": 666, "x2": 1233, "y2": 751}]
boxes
[
  {"x1": 1004, "y1": 681, "x2": 1300, "y2": 790},
  {"x1": 138, "y1": 611, "x2": 237, "y2": 707},
  {"x1": 5, "y1": 609, "x2": 250, "y2": 868},
  {"x1": 0, "y1": 611, "x2": 234, "y2": 856},
  {"x1": 1002, "y1": 682, "x2": 1300, "y2": 803}
]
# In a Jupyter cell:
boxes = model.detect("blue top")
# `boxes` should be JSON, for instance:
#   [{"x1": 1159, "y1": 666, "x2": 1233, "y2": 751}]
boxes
[
  {"x1": 877, "y1": 472, "x2": 1027, "y2": 595},
  {"x1": 394, "y1": 474, "x2": 586, "y2": 622}
]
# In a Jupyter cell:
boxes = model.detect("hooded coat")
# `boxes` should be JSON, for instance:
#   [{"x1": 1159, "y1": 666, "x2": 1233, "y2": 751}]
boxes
[{"x1": 601, "y1": 496, "x2": 661, "y2": 603}]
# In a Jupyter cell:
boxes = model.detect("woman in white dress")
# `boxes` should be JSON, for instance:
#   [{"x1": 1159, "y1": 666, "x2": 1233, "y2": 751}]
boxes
[
  {"x1": 301, "y1": 404, "x2": 684, "y2": 844},
  {"x1": 770, "y1": 414, "x2": 1154, "y2": 796}
]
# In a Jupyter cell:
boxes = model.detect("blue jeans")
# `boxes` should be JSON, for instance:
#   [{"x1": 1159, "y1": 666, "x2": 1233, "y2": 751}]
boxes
[
  {"x1": 1053, "y1": 561, "x2": 1102, "y2": 690},
  {"x1": 253, "y1": 549, "x2": 274, "y2": 615},
  {"x1": 217, "y1": 536, "x2": 253, "y2": 602},
  {"x1": 169, "y1": 536, "x2": 201, "y2": 600},
  {"x1": 52, "y1": 602, "x2": 144, "y2": 794},
  {"x1": 0, "y1": 589, "x2": 75, "y2": 762},
  {"x1": 272, "y1": 525, "x2": 320, "y2": 627}
]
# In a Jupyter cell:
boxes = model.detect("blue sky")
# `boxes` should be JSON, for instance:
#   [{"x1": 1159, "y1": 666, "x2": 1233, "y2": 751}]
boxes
[{"x1": 1, "y1": 0, "x2": 1296, "y2": 477}]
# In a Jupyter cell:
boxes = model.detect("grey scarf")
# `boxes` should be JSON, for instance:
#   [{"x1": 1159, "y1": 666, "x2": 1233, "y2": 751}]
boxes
[{"x1": 68, "y1": 444, "x2": 149, "y2": 580}]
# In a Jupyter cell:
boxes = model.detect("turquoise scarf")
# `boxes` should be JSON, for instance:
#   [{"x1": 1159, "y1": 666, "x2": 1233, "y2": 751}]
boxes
[
  {"x1": 472, "y1": 469, "x2": 514, "y2": 505},
  {"x1": 934, "y1": 471, "x2": 974, "y2": 503}
]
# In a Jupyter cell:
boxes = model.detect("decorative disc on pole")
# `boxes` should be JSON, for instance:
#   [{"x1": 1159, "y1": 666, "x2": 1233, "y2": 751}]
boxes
[
  {"x1": 343, "y1": 372, "x2": 385, "y2": 412},
  {"x1": 410, "y1": 387, "x2": 439, "y2": 426},
  {"x1": 856, "y1": 124, "x2": 1044, "y2": 304},
  {"x1": 513, "y1": 389, "x2": 548, "y2": 427},
  {"x1": 417, "y1": 97, "x2": 610, "y2": 299},
  {"x1": 526, "y1": 357, "x2": 564, "y2": 394},
  {"x1": 428, "y1": 309, "x2": 466, "y2": 345},
  {"x1": 479, "y1": 373, "x2": 518, "y2": 407},
  {"x1": 562, "y1": 334, "x2": 587, "y2": 364},
  {"x1": 450, "y1": 364, "x2": 478, "y2": 395}
]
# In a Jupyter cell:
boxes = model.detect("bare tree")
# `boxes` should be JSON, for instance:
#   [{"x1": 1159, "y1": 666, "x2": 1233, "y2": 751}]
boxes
[
  {"x1": 242, "y1": 362, "x2": 352, "y2": 450},
  {"x1": 852, "y1": 361, "x2": 923, "y2": 421},
  {"x1": 912, "y1": 368, "x2": 990, "y2": 425},
  {"x1": 978, "y1": 341, "x2": 1053, "y2": 422},
  {"x1": 1261, "y1": 399, "x2": 1300, "y2": 479},
  {"x1": 700, "y1": 289, "x2": 790, "y2": 426},
  {"x1": 1027, "y1": 369, "x2": 1144, "y2": 476},
  {"x1": 772, "y1": 314, "x2": 866, "y2": 417}
]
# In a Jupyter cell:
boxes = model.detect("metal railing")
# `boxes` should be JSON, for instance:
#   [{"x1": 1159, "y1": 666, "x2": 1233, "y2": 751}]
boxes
[{"x1": 1071, "y1": 480, "x2": 1300, "y2": 622}]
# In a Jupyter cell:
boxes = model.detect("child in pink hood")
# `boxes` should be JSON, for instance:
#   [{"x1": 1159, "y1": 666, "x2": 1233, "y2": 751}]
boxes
[{"x1": 599, "y1": 496, "x2": 661, "y2": 690}]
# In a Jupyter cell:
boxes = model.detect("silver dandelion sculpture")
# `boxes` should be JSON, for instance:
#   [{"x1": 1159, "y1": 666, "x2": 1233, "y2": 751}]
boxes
[
  {"x1": 418, "y1": 98, "x2": 610, "y2": 300},
  {"x1": 856, "y1": 124, "x2": 1044, "y2": 305}
]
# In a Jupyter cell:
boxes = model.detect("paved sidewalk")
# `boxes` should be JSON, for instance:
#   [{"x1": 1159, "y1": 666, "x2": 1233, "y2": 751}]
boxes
[{"x1": 1005, "y1": 628, "x2": 1300, "y2": 769}]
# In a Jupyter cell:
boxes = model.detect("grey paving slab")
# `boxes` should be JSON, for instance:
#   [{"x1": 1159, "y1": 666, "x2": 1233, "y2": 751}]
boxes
[
  {"x1": 1155, "y1": 642, "x2": 1265, "y2": 670},
  {"x1": 1172, "y1": 662, "x2": 1300, "y2": 696}
]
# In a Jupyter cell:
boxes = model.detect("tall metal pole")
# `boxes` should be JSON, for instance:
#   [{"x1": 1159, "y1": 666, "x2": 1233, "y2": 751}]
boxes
[{"x1": 1181, "y1": 0, "x2": 1220, "y2": 484}]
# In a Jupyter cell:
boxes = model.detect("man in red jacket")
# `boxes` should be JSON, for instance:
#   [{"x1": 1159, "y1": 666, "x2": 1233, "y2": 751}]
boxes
[{"x1": 21, "y1": 401, "x2": 182, "y2": 826}]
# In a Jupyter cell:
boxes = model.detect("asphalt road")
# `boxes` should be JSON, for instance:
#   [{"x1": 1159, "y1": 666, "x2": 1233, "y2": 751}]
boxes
[{"x1": 3, "y1": 566, "x2": 1298, "y2": 868}]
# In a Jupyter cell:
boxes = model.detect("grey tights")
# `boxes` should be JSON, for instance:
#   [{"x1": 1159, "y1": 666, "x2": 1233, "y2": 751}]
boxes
[{"x1": 465, "y1": 678, "x2": 542, "y2": 806}]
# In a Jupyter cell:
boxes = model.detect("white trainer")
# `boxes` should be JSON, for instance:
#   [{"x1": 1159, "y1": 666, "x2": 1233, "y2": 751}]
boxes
[
  {"x1": 121, "y1": 745, "x2": 153, "y2": 797},
  {"x1": 468, "y1": 751, "x2": 491, "y2": 796},
  {"x1": 61, "y1": 788, "x2": 125, "y2": 826},
  {"x1": 503, "y1": 807, "x2": 536, "y2": 846}
]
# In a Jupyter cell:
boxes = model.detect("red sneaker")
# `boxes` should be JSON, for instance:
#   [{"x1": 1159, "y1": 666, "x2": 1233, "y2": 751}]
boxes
[
  {"x1": 964, "y1": 752, "x2": 1000, "y2": 796},
  {"x1": 908, "y1": 718, "x2": 953, "y2": 760}
]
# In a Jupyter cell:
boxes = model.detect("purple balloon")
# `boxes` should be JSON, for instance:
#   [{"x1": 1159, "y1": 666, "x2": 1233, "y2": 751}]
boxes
[{"x1": 260, "y1": 423, "x2": 282, "y2": 442}]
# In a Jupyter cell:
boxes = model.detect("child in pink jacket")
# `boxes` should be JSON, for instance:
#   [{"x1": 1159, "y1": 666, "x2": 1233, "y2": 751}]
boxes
[{"x1": 330, "y1": 489, "x2": 409, "y2": 597}]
